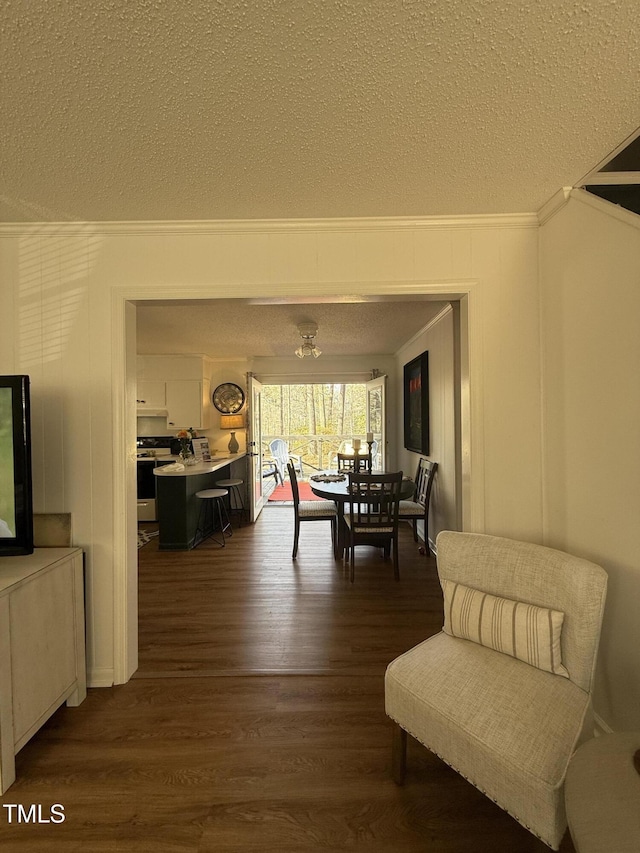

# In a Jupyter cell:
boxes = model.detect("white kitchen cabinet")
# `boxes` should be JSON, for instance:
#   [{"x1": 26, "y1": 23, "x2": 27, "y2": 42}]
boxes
[
  {"x1": 137, "y1": 356, "x2": 211, "y2": 429},
  {"x1": 0, "y1": 548, "x2": 86, "y2": 793},
  {"x1": 166, "y1": 380, "x2": 205, "y2": 429},
  {"x1": 137, "y1": 379, "x2": 166, "y2": 410}
]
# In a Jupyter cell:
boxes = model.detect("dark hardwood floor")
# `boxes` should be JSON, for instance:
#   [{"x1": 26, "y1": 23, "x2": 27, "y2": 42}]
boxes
[{"x1": 0, "y1": 507, "x2": 575, "y2": 851}]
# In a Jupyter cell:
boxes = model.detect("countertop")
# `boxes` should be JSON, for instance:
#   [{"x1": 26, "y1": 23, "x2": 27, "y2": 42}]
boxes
[{"x1": 153, "y1": 452, "x2": 246, "y2": 477}]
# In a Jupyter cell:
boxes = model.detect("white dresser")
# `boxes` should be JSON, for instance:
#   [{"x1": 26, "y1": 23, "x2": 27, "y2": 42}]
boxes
[{"x1": 0, "y1": 548, "x2": 86, "y2": 793}]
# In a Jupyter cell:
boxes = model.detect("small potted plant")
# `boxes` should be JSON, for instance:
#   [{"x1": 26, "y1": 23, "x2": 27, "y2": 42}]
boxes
[{"x1": 176, "y1": 427, "x2": 198, "y2": 464}]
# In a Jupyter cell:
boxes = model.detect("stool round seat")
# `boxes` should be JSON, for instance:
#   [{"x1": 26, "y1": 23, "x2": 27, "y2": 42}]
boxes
[
  {"x1": 214, "y1": 478, "x2": 246, "y2": 527},
  {"x1": 194, "y1": 489, "x2": 232, "y2": 547},
  {"x1": 196, "y1": 488, "x2": 228, "y2": 499}
]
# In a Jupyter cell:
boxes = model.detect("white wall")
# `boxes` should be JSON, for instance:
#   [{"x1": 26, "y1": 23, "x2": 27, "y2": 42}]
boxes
[
  {"x1": 539, "y1": 191, "x2": 640, "y2": 731},
  {"x1": 0, "y1": 231, "x2": 116, "y2": 685},
  {"x1": 396, "y1": 305, "x2": 458, "y2": 547},
  {"x1": 206, "y1": 359, "x2": 251, "y2": 453},
  {"x1": 0, "y1": 215, "x2": 542, "y2": 687}
]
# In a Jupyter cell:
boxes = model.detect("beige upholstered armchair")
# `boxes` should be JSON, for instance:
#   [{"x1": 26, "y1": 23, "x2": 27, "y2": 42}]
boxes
[{"x1": 385, "y1": 531, "x2": 608, "y2": 850}]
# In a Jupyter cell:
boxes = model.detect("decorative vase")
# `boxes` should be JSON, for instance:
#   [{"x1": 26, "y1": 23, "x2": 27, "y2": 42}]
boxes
[
  {"x1": 179, "y1": 449, "x2": 196, "y2": 465},
  {"x1": 228, "y1": 431, "x2": 239, "y2": 454}
]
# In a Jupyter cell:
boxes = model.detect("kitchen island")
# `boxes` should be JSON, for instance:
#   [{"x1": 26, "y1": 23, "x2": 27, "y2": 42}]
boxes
[{"x1": 153, "y1": 453, "x2": 246, "y2": 550}]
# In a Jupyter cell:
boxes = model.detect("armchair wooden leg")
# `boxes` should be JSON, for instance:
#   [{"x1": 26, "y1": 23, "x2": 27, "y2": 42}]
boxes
[{"x1": 392, "y1": 722, "x2": 407, "y2": 785}]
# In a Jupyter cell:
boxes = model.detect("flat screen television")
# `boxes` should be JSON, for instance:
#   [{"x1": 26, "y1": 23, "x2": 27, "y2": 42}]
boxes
[{"x1": 0, "y1": 375, "x2": 34, "y2": 556}]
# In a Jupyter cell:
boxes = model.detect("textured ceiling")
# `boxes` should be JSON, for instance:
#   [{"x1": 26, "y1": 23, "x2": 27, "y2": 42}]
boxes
[
  {"x1": 2, "y1": 0, "x2": 639, "y2": 223},
  {"x1": 135, "y1": 297, "x2": 448, "y2": 358}
]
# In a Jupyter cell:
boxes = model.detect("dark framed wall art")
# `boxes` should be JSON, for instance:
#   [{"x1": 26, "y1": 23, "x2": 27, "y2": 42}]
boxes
[{"x1": 403, "y1": 351, "x2": 429, "y2": 455}]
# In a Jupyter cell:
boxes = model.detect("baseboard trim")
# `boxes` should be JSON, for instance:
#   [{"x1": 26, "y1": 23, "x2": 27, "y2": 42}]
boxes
[{"x1": 87, "y1": 668, "x2": 115, "y2": 688}]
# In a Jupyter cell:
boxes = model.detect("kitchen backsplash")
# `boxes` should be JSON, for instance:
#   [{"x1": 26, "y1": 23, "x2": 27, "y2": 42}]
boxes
[{"x1": 136, "y1": 416, "x2": 172, "y2": 437}]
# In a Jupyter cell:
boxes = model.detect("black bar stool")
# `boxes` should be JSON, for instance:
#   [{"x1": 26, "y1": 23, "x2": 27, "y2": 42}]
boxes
[
  {"x1": 194, "y1": 488, "x2": 232, "y2": 547},
  {"x1": 215, "y1": 478, "x2": 246, "y2": 526}
]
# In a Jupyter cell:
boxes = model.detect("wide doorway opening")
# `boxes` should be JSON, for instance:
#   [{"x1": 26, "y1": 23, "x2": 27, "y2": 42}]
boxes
[{"x1": 119, "y1": 289, "x2": 472, "y2": 685}]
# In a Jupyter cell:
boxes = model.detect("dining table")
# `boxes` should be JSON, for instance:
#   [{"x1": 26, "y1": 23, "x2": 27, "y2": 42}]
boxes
[{"x1": 309, "y1": 471, "x2": 415, "y2": 557}]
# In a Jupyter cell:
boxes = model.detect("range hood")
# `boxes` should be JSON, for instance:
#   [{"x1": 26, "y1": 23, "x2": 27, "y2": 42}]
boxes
[{"x1": 137, "y1": 407, "x2": 168, "y2": 417}]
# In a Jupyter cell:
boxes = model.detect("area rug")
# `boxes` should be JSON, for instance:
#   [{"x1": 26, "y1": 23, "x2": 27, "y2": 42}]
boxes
[
  {"x1": 268, "y1": 482, "x2": 323, "y2": 502},
  {"x1": 138, "y1": 529, "x2": 159, "y2": 548}
]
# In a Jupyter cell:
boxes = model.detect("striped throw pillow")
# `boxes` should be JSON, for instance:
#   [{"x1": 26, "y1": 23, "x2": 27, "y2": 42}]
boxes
[{"x1": 441, "y1": 580, "x2": 569, "y2": 678}]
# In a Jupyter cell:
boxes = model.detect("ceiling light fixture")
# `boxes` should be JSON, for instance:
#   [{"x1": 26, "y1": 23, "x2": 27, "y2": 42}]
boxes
[{"x1": 294, "y1": 322, "x2": 322, "y2": 359}]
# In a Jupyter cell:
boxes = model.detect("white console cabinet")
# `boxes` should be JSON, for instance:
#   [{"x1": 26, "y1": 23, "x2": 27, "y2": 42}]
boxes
[{"x1": 0, "y1": 548, "x2": 86, "y2": 793}]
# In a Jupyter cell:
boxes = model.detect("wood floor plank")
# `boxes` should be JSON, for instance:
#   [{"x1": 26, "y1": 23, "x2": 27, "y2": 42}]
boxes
[{"x1": 0, "y1": 508, "x2": 575, "y2": 851}]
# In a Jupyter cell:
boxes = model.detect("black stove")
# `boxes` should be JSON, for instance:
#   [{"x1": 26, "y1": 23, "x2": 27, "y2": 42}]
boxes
[
  {"x1": 137, "y1": 437, "x2": 176, "y2": 521},
  {"x1": 137, "y1": 436, "x2": 174, "y2": 457}
]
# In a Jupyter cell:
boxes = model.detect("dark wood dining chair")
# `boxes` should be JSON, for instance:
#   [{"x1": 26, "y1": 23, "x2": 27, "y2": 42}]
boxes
[
  {"x1": 287, "y1": 462, "x2": 338, "y2": 559},
  {"x1": 397, "y1": 458, "x2": 437, "y2": 555},
  {"x1": 337, "y1": 452, "x2": 372, "y2": 474},
  {"x1": 345, "y1": 470, "x2": 403, "y2": 582}
]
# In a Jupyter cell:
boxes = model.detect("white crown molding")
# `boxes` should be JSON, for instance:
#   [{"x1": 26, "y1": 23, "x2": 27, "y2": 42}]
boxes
[
  {"x1": 0, "y1": 212, "x2": 538, "y2": 237},
  {"x1": 536, "y1": 187, "x2": 572, "y2": 226}
]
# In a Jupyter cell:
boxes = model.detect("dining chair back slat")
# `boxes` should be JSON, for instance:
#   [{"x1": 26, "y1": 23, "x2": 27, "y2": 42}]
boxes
[
  {"x1": 415, "y1": 458, "x2": 437, "y2": 507},
  {"x1": 398, "y1": 458, "x2": 437, "y2": 554},
  {"x1": 337, "y1": 452, "x2": 372, "y2": 474},
  {"x1": 345, "y1": 470, "x2": 403, "y2": 582}
]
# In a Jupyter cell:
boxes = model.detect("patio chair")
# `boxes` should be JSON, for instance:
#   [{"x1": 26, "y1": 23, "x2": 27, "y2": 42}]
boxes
[{"x1": 269, "y1": 439, "x2": 303, "y2": 485}]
